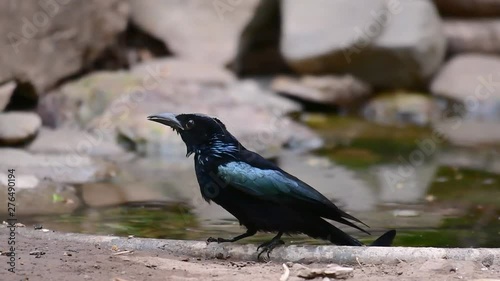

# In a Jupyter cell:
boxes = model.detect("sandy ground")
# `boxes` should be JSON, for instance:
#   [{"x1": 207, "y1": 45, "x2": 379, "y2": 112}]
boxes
[{"x1": 1, "y1": 230, "x2": 499, "y2": 281}]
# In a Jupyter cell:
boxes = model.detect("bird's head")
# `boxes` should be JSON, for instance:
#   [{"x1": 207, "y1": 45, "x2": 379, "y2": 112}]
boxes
[{"x1": 147, "y1": 113, "x2": 239, "y2": 156}]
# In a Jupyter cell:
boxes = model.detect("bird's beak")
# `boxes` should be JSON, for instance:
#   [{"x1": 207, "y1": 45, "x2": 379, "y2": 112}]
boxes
[{"x1": 147, "y1": 113, "x2": 183, "y2": 130}]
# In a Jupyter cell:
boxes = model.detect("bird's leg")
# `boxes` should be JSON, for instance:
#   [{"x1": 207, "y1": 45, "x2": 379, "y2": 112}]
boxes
[
  {"x1": 207, "y1": 228, "x2": 257, "y2": 243},
  {"x1": 257, "y1": 232, "x2": 284, "y2": 261}
]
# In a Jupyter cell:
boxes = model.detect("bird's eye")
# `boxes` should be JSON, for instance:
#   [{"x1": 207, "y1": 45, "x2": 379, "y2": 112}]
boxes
[{"x1": 185, "y1": 119, "x2": 195, "y2": 130}]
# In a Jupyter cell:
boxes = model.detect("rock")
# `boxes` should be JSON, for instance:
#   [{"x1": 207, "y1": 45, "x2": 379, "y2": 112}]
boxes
[
  {"x1": 433, "y1": 119, "x2": 500, "y2": 147},
  {"x1": 131, "y1": 58, "x2": 235, "y2": 85},
  {"x1": 0, "y1": 0, "x2": 129, "y2": 93},
  {"x1": 0, "y1": 81, "x2": 16, "y2": 111},
  {"x1": 0, "y1": 112, "x2": 41, "y2": 145},
  {"x1": 89, "y1": 78, "x2": 318, "y2": 157},
  {"x1": 0, "y1": 179, "x2": 80, "y2": 216},
  {"x1": 433, "y1": 0, "x2": 500, "y2": 17},
  {"x1": 231, "y1": 0, "x2": 290, "y2": 75},
  {"x1": 0, "y1": 173, "x2": 39, "y2": 189},
  {"x1": 444, "y1": 20, "x2": 500, "y2": 55},
  {"x1": 38, "y1": 71, "x2": 143, "y2": 127},
  {"x1": 296, "y1": 264, "x2": 354, "y2": 279},
  {"x1": 39, "y1": 63, "x2": 320, "y2": 157},
  {"x1": 39, "y1": 61, "x2": 233, "y2": 128},
  {"x1": 431, "y1": 54, "x2": 500, "y2": 105},
  {"x1": 0, "y1": 148, "x2": 116, "y2": 184},
  {"x1": 80, "y1": 182, "x2": 173, "y2": 207},
  {"x1": 393, "y1": 210, "x2": 420, "y2": 217},
  {"x1": 280, "y1": 0, "x2": 446, "y2": 88},
  {"x1": 362, "y1": 92, "x2": 439, "y2": 126},
  {"x1": 130, "y1": 0, "x2": 259, "y2": 65},
  {"x1": 271, "y1": 75, "x2": 371, "y2": 106},
  {"x1": 28, "y1": 127, "x2": 126, "y2": 157}
]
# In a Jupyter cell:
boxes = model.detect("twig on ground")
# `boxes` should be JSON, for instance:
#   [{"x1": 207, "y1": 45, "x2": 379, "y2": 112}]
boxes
[{"x1": 280, "y1": 263, "x2": 290, "y2": 281}]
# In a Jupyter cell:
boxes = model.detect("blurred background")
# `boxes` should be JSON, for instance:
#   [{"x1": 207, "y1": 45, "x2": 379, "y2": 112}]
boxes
[{"x1": 0, "y1": 0, "x2": 499, "y2": 247}]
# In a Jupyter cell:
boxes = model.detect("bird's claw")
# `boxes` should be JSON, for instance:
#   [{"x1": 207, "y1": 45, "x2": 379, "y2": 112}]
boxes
[
  {"x1": 206, "y1": 237, "x2": 221, "y2": 243},
  {"x1": 206, "y1": 237, "x2": 229, "y2": 244},
  {"x1": 257, "y1": 239, "x2": 284, "y2": 261}
]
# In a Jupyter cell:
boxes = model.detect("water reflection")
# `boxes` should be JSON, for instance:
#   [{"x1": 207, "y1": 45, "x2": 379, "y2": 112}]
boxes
[{"x1": 11, "y1": 116, "x2": 500, "y2": 248}]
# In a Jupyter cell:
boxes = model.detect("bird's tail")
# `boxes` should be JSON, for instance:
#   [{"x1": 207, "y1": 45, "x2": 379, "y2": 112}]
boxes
[
  {"x1": 369, "y1": 229, "x2": 397, "y2": 246},
  {"x1": 304, "y1": 218, "x2": 364, "y2": 246},
  {"x1": 303, "y1": 219, "x2": 397, "y2": 247}
]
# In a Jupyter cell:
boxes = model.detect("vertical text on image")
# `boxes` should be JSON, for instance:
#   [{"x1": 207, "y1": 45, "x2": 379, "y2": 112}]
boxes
[{"x1": 6, "y1": 169, "x2": 17, "y2": 273}]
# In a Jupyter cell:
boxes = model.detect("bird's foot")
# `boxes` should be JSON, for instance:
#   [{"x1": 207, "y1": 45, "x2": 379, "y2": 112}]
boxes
[
  {"x1": 257, "y1": 239, "x2": 284, "y2": 261},
  {"x1": 206, "y1": 237, "x2": 230, "y2": 244}
]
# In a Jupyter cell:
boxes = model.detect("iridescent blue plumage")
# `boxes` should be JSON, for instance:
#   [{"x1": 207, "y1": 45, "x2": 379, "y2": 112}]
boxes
[{"x1": 147, "y1": 113, "x2": 396, "y2": 259}]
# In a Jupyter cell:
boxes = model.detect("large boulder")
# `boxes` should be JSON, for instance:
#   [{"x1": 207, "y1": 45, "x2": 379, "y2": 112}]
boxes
[
  {"x1": 0, "y1": 112, "x2": 41, "y2": 145},
  {"x1": 130, "y1": 0, "x2": 259, "y2": 65},
  {"x1": 431, "y1": 54, "x2": 500, "y2": 146},
  {"x1": 280, "y1": 0, "x2": 446, "y2": 88},
  {"x1": 0, "y1": 148, "x2": 116, "y2": 184},
  {"x1": 38, "y1": 71, "x2": 143, "y2": 127},
  {"x1": 444, "y1": 20, "x2": 500, "y2": 55},
  {"x1": 431, "y1": 54, "x2": 500, "y2": 104},
  {"x1": 38, "y1": 60, "x2": 235, "y2": 128},
  {"x1": 0, "y1": 0, "x2": 129, "y2": 93},
  {"x1": 28, "y1": 127, "x2": 126, "y2": 157},
  {"x1": 94, "y1": 78, "x2": 318, "y2": 157},
  {"x1": 37, "y1": 59, "x2": 321, "y2": 157}
]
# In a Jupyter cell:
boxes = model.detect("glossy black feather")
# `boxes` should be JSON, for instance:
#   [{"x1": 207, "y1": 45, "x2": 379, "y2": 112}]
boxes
[{"x1": 148, "y1": 113, "x2": 396, "y2": 247}]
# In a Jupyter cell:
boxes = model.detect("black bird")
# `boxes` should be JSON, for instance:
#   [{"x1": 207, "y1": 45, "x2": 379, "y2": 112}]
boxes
[{"x1": 147, "y1": 113, "x2": 396, "y2": 259}]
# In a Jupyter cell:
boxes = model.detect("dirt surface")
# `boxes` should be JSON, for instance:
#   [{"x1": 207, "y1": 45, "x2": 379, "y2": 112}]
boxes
[{"x1": 1, "y1": 229, "x2": 499, "y2": 281}]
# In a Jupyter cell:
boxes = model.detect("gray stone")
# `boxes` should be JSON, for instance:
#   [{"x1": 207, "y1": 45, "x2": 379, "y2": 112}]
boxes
[
  {"x1": 0, "y1": 148, "x2": 116, "y2": 184},
  {"x1": 362, "y1": 92, "x2": 439, "y2": 126},
  {"x1": 0, "y1": 173, "x2": 39, "y2": 189},
  {"x1": 28, "y1": 127, "x2": 126, "y2": 157},
  {"x1": 0, "y1": 112, "x2": 41, "y2": 145},
  {"x1": 0, "y1": 81, "x2": 16, "y2": 111},
  {"x1": 444, "y1": 20, "x2": 500, "y2": 55},
  {"x1": 130, "y1": 0, "x2": 259, "y2": 65},
  {"x1": 271, "y1": 75, "x2": 371, "y2": 106},
  {"x1": 131, "y1": 58, "x2": 235, "y2": 85},
  {"x1": 0, "y1": 0, "x2": 129, "y2": 93},
  {"x1": 433, "y1": 119, "x2": 500, "y2": 147},
  {"x1": 0, "y1": 178, "x2": 80, "y2": 216},
  {"x1": 90, "y1": 78, "x2": 318, "y2": 157},
  {"x1": 39, "y1": 65, "x2": 320, "y2": 158},
  {"x1": 431, "y1": 54, "x2": 500, "y2": 103},
  {"x1": 281, "y1": 0, "x2": 446, "y2": 88},
  {"x1": 38, "y1": 71, "x2": 143, "y2": 127}
]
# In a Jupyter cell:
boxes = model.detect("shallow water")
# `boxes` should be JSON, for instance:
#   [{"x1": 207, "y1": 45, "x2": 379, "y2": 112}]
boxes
[{"x1": 18, "y1": 115, "x2": 500, "y2": 248}]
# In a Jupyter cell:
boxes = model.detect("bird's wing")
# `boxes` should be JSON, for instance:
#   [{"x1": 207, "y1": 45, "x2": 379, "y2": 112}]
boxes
[{"x1": 217, "y1": 158, "x2": 369, "y2": 234}]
